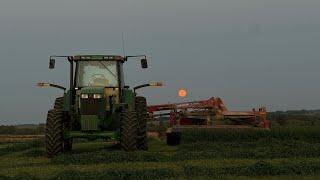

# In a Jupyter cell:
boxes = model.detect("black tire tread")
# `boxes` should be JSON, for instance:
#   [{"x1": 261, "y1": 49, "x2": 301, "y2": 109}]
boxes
[
  {"x1": 135, "y1": 96, "x2": 148, "y2": 150},
  {"x1": 120, "y1": 110, "x2": 138, "y2": 151},
  {"x1": 45, "y1": 109, "x2": 64, "y2": 158},
  {"x1": 53, "y1": 97, "x2": 73, "y2": 152},
  {"x1": 54, "y1": 97, "x2": 64, "y2": 110}
]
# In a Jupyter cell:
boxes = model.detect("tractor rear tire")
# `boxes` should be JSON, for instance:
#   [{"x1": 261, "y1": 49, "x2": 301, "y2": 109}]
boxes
[
  {"x1": 45, "y1": 109, "x2": 64, "y2": 158},
  {"x1": 135, "y1": 96, "x2": 148, "y2": 150},
  {"x1": 53, "y1": 97, "x2": 73, "y2": 152},
  {"x1": 120, "y1": 110, "x2": 138, "y2": 151}
]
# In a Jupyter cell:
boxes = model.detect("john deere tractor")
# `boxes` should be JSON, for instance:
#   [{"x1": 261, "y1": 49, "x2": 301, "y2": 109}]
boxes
[{"x1": 39, "y1": 55, "x2": 161, "y2": 157}]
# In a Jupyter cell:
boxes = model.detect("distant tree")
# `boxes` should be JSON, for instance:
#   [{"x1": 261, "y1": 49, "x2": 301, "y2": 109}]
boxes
[{"x1": 0, "y1": 126, "x2": 16, "y2": 134}]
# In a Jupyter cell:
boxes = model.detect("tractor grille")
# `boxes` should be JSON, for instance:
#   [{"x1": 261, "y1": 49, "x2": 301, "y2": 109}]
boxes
[
  {"x1": 81, "y1": 116, "x2": 99, "y2": 131},
  {"x1": 80, "y1": 98, "x2": 100, "y2": 115}
]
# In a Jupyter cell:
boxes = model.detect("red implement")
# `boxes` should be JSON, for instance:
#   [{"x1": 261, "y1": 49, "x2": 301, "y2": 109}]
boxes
[{"x1": 148, "y1": 97, "x2": 270, "y2": 129}]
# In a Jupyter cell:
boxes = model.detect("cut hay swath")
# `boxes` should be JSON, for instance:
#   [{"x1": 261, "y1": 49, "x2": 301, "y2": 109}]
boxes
[{"x1": 0, "y1": 135, "x2": 44, "y2": 142}]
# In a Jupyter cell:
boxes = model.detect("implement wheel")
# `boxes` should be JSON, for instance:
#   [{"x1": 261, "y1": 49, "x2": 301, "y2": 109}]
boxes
[
  {"x1": 120, "y1": 110, "x2": 138, "y2": 151},
  {"x1": 135, "y1": 96, "x2": 148, "y2": 150},
  {"x1": 45, "y1": 109, "x2": 64, "y2": 158},
  {"x1": 166, "y1": 132, "x2": 181, "y2": 146}
]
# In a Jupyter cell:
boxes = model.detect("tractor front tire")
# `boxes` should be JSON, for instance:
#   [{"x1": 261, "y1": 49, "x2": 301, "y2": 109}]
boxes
[
  {"x1": 54, "y1": 97, "x2": 64, "y2": 110},
  {"x1": 54, "y1": 97, "x2": 73, "y2": 152},
  {"x1": 120, "y1": 110, "x2": 138, "y2": 151},
  {"x1": 135, "y1": 96, "x2": 148, "y2": 150},
  {"x1": 45, "y1": 109, "x2": 64, "y2": 158}
]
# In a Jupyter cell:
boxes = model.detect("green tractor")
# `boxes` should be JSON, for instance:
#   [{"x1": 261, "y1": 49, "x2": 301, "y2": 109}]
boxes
[{"x1": 38, "y1": 55, "x2": 162, "y2": 158}]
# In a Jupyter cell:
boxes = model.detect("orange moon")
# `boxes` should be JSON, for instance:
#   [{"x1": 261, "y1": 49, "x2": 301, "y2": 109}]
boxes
[{"x1": 178, "y1": 89, "x2": 187, "y2": 97}]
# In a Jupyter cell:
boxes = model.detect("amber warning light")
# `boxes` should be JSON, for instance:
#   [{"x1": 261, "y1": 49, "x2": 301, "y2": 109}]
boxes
[{"x1": 178, "y1": 89, "x2": 187, "y2": 97}]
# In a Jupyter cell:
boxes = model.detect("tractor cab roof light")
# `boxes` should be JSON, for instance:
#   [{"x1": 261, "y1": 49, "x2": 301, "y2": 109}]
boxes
[
  {"x1": 51, "y1": 55, "x2": 126, "y2": 62},
  {"x1": 80, "y1": 56, "x2": 91, "y2": 60}
]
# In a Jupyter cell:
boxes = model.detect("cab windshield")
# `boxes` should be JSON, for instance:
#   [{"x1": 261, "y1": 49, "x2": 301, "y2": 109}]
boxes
[{"x1": 76, "y1": 61, "x2": 118, "y2": 87}]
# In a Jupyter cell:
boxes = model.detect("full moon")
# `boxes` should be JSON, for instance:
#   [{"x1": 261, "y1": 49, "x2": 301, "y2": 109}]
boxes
[{"x1": 178, "y1": 89, "x2": 187, "y2": 97}]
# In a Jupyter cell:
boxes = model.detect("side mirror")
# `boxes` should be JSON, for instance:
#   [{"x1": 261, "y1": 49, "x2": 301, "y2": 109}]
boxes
[
  {"x1": 49, "y1": 58, "x2": 55, "y2": 69},
  {"x1": 141, "y1": 58, "x2": 148, "y2": 69}
]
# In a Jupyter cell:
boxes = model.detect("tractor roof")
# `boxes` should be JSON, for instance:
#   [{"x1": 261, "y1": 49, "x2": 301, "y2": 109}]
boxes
[{"x1": 72, "y1": 55, "x2": 124, "y2": 61}]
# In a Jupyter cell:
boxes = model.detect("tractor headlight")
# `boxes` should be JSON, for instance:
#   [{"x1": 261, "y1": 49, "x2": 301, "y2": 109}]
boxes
[
  {"x1": 93, "y1": 94, "x2": 102, "y2": 99},
  {"x1": 81, "y1": 94, "x2": 89, "y2": 99}
]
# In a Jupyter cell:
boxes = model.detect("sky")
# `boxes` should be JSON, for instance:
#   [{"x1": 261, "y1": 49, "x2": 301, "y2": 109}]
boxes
[{"x1": 0, "y1": 0, "x2": 320, "y2": 125}]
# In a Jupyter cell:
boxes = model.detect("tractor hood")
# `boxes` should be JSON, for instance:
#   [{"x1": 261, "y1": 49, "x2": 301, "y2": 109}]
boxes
[
  {"x1": 80, "y1": 87, "x2": 105, "y2": 94},
  {"x1": 78, "y1": 86, "x2": 121, "y2": 131},
  {"x1": 78, "y1": 87, "x2": 105, "y2": 131}
]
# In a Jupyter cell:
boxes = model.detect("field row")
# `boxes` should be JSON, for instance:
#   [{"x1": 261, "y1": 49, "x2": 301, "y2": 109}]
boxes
[
  {"x1": 1, "y1": 156, "x2": 320, "y2": 179},
  {"x1": 0, "y1": 135, "x2": 44, "y2": 142},
  {"x1": 0, "y1": 127, "x2": 320, "y2": 179}
]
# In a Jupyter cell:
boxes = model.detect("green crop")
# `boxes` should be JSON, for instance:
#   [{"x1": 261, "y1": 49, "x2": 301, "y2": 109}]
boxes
[
  {"x1": 1, "y1": 127, "x2": 320, "y2": 179},
  {"x1": 181, "y1": 127, "x2": 320, "y2": 143}
]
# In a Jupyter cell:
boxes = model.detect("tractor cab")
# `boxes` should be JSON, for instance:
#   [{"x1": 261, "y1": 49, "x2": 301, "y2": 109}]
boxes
[
  {"x1": 72, "y1": 55, "x2": 126, "y2": 131},
  {"x1": 48, "y1": 55, "x2": 148, "y2": 112},
  {"x1": 75, "y1": 58, "x2": 120, "y2": 88}
]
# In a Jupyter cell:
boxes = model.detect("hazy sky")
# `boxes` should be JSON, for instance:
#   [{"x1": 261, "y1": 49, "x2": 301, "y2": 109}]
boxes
[{"x1": 1, "y1": 0, "x2": 320, "y2": 125}]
